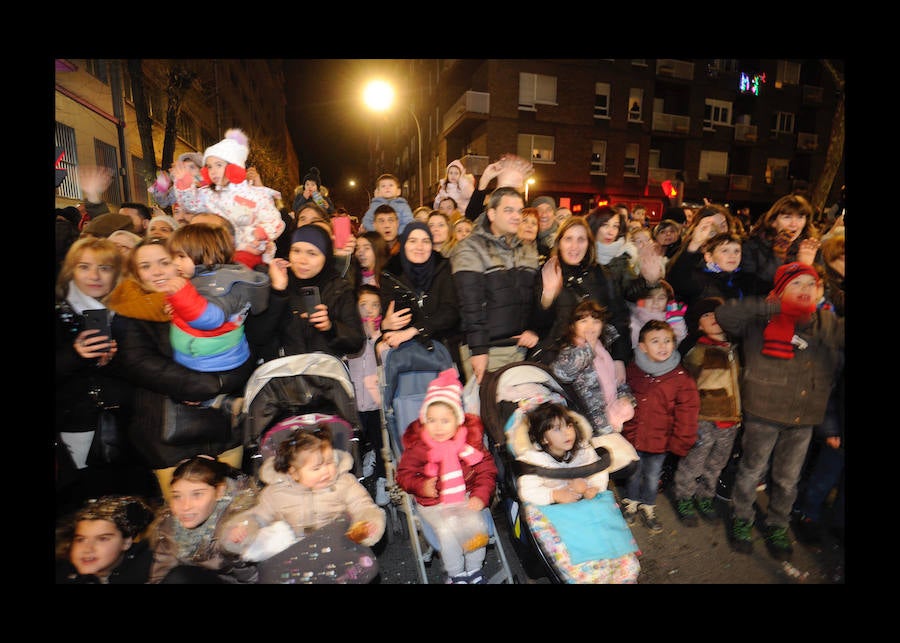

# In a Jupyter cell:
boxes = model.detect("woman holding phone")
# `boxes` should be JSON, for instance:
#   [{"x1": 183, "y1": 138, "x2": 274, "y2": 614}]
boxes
[
  {"x1": 247, "y1": 224, "x2": 365, "y2": 362},
  {"x1": 55, "y1": 237, "x2": 156, "y2": 516}
]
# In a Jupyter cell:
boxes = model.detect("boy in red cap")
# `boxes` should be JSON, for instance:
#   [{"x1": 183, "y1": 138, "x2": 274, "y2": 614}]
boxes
[
  {"x1": 395, "y1": 368, "x2": 498, "y2": 583},
  {"x1": 715, "y1": 261, "x2": 844, "y2": 561}
]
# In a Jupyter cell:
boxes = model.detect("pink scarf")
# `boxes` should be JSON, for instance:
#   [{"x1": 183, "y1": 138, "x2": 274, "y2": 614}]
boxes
[
  {"x1": 591, "y1": 339, "x2": 619, "y2": 409},
  {"x1": 421, "y1": 425, "x2": 483, "y2": 504}
]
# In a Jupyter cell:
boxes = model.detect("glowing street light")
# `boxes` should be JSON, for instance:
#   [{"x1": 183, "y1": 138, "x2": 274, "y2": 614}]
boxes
[
  {"x1": 363, "y1": 79, "x2": 423, "y2": 207},
  {"x1": 525, "y1": 177, "x2": 536, "y2": 202}
]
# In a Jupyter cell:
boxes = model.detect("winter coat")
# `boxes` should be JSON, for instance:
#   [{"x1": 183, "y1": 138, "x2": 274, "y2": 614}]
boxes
[
  {"x1": 433, "y1": 159, "x2": 475, "y2": 214},
  {"x1": 220, "y1": 449, "x2": 386, "y2": 549},
  {"x1": 449, "y1": 214, "x2": 540, "y2": 356},
  {"x1": 740, "y1": 231, "x2": 811, "y2": 297},
  {"x1": 623, "y1": 359, "x2": 700, "y2": 457},
  {"x1": 147, "y1": 474, "x2": 260, "y2": 584},
  {"x1": 714, "y1": 295, "x2": 844, "y2": 426},
  {"x1": 396, "y1": 414, "x2": 497, "y2": 509},
  {"x1": 247, "y1": 273, "x2": 365, "y2": 362},
  {"x1": 665, "y1": 248, "x2": 749, "y2": 308},
  {"x1": 533, "y1": 262, "x2": 632, "y2": 365},
  {"x1": 682, "y1": 337, "x2": 742, "y2": 423},
  {"x1": 292, "y1": 190, "x2": 335, "y2": 216},
  {"x1": 361, "y1": 196, "x2": 415, "y2": 234},
  {"x1": 111, "y1": 312, "x2": 252, "y2": 470},
  {"x1": 380, "y1": 252, "x2": 460, "y2": 344}
]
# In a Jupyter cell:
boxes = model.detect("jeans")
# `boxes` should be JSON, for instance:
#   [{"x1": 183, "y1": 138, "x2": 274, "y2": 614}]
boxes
[
  {"x1": 796, "y1": 443, "x2": 845, "y2": 525},
  {"x1": 731, "y1": 415, "x2": 812, "y2": 528},
  {"x1": 623, "y1": 451, "x2": 666, "y2": 506}
]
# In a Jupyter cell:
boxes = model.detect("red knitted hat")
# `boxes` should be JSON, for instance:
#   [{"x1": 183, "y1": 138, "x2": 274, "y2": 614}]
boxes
[
  {"x1": 771, "y1": 262, "x2": 819, "y2": 297},
  {"x1": 420, "y1": 369, "x2": 465, "y2": 426}
]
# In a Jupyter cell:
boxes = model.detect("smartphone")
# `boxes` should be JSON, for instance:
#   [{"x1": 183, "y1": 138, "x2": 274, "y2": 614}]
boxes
[
  {"x1": 332, "y1": 216, "x2": 352, "y2": 250},
  {"x1": 299, "y1": 286, "x2": 321, "y2": 315},
  {"x1": 83, "y1": 308, "x2": 111, "y2": 339}
]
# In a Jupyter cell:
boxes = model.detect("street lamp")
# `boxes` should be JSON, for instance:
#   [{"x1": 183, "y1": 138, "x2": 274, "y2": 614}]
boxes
[
  {"x1": 525, "y1": 177, "x2": 536, "y2": 202},
  {"x1": 363, "y1": 79, "x2": 424, "y2": 207}
]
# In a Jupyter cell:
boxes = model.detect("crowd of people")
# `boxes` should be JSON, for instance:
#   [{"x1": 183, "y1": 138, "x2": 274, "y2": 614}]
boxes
[{"x1": 55, "y1": 143, "x2": 845, "y2": 584}]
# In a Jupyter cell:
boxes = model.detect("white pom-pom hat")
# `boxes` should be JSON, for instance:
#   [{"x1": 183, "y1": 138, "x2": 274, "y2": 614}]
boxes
[{"x1": 203, "y1": 128, "x2": 249, "y2": 168}]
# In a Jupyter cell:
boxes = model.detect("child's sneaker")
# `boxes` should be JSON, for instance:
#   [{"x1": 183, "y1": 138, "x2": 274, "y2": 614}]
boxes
[
  {"x1": 730, "y1": 517, "x2": 754, "y2": 554},
  {"x1": 695, "y1": 497, "x2": 718, "y2": 522},
  {"x1": 675, "y1": 497, "x2": 698, "y2": 527},
  {"x1": 763, "y1": 525, "x2": 794, "y2": 561},
  {"x1": 374, "y1": 477, "x2": 389, "y2": 506},
  {"x1": 465, "y1": 569, "x2": 486, "y2": 584},
  {"x1": 638, "y1": 503, "x2": 663, "y2": 534},
  {"x1": 621, "y1": 497, "x2": 640, "y2": 526}
]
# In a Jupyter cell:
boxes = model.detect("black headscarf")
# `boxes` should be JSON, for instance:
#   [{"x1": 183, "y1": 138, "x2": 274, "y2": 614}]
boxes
[
  {"x1": 287, "y1": 223, "x2": 338, "y2": 289},
  {"x1": 398, "y1": 221, "x2": 437, "y2": 295}
]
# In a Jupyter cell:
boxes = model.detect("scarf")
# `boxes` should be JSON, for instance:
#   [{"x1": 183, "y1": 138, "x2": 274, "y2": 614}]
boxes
[
  {"x1": 762, "y1": 297, "x2": 815, "y2": 359},
  {"x1": 420, "y1": 425, "x2": 483, "y2": 504},
  {"x1": 595, "y1": 237, "x2": 626, "y2": 266},
  {"x1": 66, "y1": 281, "x2": 110, "y2": 317},
  {"x1": 106, "y1": 278, "x2": 170, "y2": 322},
  {"x1": 399, "y1": 222, "x2": 437, "y2": 295},
  {"x1": 633, "y1": 345, "x2": 682, "y2": 377},
  {"x1": 590, "y1": 339, "x2": 619, "y2": 410}
]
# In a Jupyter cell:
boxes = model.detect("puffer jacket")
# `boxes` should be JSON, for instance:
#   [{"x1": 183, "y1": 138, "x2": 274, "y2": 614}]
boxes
[
  {"x1": 379, "y1": 252, "x2": 460, "y2": 344},
  {"x1": 220, "y1": 450, "x2": 385, "y2": 548},
  {"x1": 715, "y1": 295, "x2": 843, "y2": 426},
  {"x1": 449, "y1": 214, "x2": 540, "y2": 356}
]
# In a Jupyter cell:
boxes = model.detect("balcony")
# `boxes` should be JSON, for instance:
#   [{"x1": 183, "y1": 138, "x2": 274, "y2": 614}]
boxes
[
  {"x1": 729, "y1": 175, "x2": 752, "y2": 191},
  {"x1": 802, "y1": 85, "x2": 824, "y2": 105},
  {"x1": 797, "y1": 132, "x2": 819, "y2": 152},
  {"x1": 442, "y1": 90, "x2": 490, "y2": 137},
  {"x1": 648, "y1": 167, "x2": 681, "y2": 185},
  {"x1": 655, "y1": 59, "x2": 695, "y2": 81},
  {"x1": 734, "y1": 123, "x2": 758, "y2": 143},
  {"x1": 652, "y1": 112, "x2": 690, "y2": 135}
]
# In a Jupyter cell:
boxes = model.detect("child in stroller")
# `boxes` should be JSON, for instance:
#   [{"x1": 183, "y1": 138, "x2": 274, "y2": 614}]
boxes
[{"x1": 480, "y1": 361, "x2": 641, "y2": 583}]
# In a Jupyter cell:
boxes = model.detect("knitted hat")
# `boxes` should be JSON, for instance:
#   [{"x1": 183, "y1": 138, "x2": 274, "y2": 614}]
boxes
[
  {"x1": 771, "y1": 262, "x2": 820, "y2": 297},
  {"x1": 302, "y1": 166, "x2": 322, "y2": 189},
  {"x1": 531, "y1": 196, "x2": 556, "y2": 211},
  {"x1": 177, "y1": 152, "x2": 203, "y2": 168},
  {"x1": 291, "y1": 223, "x2": 332, "y2": 257},
  {"x1": 82, "y1": 213, "x2": 133, "y2": 237},
  {"x1": 72, "y1": 495, "x2": 155, "y2": 539},
  {"x1": 686, "y1": 296, "x2": 724, "y2": 334},
  {"x1": 420, "y1": 368, "x2": 465, "y2": 426},
  {"x1": 203, "y1": 128, "x2": 249, "y2": 168}
]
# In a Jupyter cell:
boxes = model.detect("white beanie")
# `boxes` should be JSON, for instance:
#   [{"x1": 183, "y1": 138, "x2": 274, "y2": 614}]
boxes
[
  {"x1": 203, "y1": 128, "x2": 249, "y2": 168},
  {"x1": 419, "y1": 368, "x2": 465, "y2": 426}
]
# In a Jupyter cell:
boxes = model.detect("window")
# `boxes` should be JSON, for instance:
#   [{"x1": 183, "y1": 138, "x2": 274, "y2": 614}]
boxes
[
  {"x1": 176, "y1": 112, "x2": 197, "y2": 147},
  {"x1": 775, "y1": 60, "x2": 801, "y2": 87},
  {"x1": 519, "y1": 72, "x2": 557, "y2": 109},
  {"x1": 84, "y1": 59, "x2": 109, "y2": 85},
  {"x1": 703, "y1": 99, "x2": 732, "y2": 129},
  {"x1": 765, "y1": 158, "x2": 790, "y2": 184},
  {"x1": 55, "y1": 122, "x2": 80, "y2": 200},
  {"x1": 594, "y1": 82, "x2": 611, "y2": 119},
  {"x1": 772, "y1": 111, "x2": 795, "y2": 134},
  {"x1": 631, "y1": 59, "x2": 647, "y2": 67},
  {"x1": 93, "y1": 139, "x2": 122, "y2": 204},
  {"x1": 628, "y1": 89, "x2": 643, "y2": 122},
  {"x1": 699, "y1": 150, "x2": 729, "y2": 180},
  {"x1": 624, "y1": 143, "x2": 639, "y2": 175},
  {"x1": 517, "y1": 134, "x2": 555, "y2": 163},
  {"x1": 130, "y1": 155, "x2": 147, "y2": 204},
  {"x1": 710, "y1": 59, "x2": 739, "y2": 73},
  {"x1": 591, "y1": 140, "x2": 607, "y2": 174}
]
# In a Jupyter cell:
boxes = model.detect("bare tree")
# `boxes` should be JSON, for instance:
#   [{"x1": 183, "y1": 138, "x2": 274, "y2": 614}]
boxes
[
  {"x1": 810, "y1": 59, "x2": 845, "y2": 218},
  {"x1": 127, "y1": 59, "x2": 157, "y2": 186},
  {"x1": 161, "y1": 65, "x2": 197, "y2": 174}
]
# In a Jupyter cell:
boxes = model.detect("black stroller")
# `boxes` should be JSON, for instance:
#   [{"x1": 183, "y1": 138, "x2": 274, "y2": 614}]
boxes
[{"x1": 479, "y1": 360, "x2": 641, "y2": 583}]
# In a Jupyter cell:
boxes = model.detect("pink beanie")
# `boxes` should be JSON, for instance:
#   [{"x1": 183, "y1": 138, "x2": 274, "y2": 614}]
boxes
[{"x1": 420, "y1": 369, "x2": 465, "y2": 426}]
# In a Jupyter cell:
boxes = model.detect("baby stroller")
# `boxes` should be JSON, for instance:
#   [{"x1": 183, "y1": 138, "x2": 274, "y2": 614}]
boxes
[
  {"x1": 479, "y1": 360, "x2": 641, "y2": 584},
  {"x1": 240, "y1": 352, "x2": 363, "y2": 480},
  {"x1": 377, "y1": 338, "x2": 516, "y2": 584}
]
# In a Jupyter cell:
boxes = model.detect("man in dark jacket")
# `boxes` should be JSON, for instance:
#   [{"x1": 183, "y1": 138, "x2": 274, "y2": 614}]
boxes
[{"x1": 450, "y1": 186, "x2": 540, "y2": 384}]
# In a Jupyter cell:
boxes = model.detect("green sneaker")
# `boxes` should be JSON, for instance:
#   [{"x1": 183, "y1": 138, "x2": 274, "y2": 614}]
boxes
[
  {"x1": 675, "y1": 497, "x2": 699, "y2": 527},
  {"x1": 695, "y1": 497, "x2": 718, "y2": 522},
  {"x1": 763, "y1": 525, "x2": 794, "y2": 561},
  {"x1": 731, "y1": 517, "x2": 753, "y2": 553}
]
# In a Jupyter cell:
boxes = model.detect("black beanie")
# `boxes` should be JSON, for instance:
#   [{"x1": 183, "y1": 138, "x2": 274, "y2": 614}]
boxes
[
  {"x1": 303, "y1": 166, "x2": 322, "y2": 189},
  {"x1": 291, "y1": 223, "x2": 333, "y2": 257},
  {"x1": 686, "y1": 296, "x2": 724, "y2": 334}
]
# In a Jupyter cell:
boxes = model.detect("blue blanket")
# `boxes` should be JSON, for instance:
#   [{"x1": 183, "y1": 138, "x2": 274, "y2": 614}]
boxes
[{"x1": 537, "y1": 491, "x2": 638, "y2": 564}]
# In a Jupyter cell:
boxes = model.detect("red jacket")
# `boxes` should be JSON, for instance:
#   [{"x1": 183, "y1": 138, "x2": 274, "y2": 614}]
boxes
[
  {"x1": 396, "y1": 413, "x2": 497, "y2": 508},
  {"x1": 622, "y1": 360, "x2": 699, "y2": 457}
]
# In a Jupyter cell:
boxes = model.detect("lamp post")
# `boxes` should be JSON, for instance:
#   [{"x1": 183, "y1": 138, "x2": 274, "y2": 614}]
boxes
[{"x1": 363, "y1": 79, "x2": 424, "y2": 208}]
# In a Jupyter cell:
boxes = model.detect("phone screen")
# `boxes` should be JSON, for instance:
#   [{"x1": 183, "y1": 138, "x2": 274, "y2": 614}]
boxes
[{"x1": 333, "y1": 216, "x2": 351, "y2": 250}]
